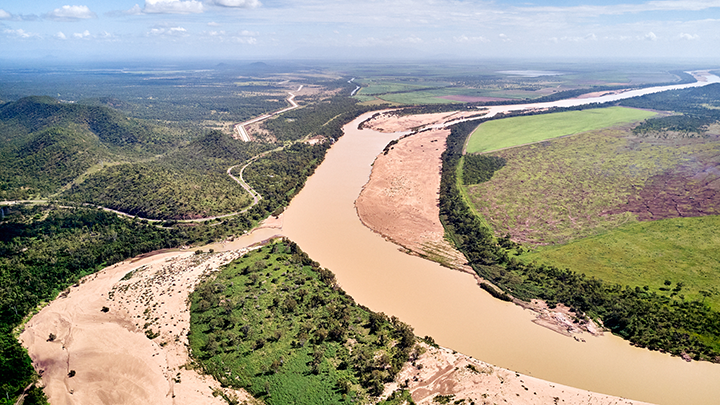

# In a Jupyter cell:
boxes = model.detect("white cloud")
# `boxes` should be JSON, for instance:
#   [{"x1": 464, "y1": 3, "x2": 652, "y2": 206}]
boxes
[
  {"x1": 0, "y1": 9, "x2": 11, "y2": 20},
  {"x1": 453, "y1": 35, "x2": 489, "y2": 43},
  {"x1": 73, "y1": 30, "x2": 91, "y2": 39},
  {"x1": 144, "y1": 0, "x2": 203, "y2": 14},
  {"x1": 208, "y1": 21, "x2": 220, "y2": 26},
  {"x1": 517, "y1": 0, "x2": 720, "y2": 17},
  {"x1": 3, "y1": 28, "x2": 41, "y2": 39},
  {"x1": 644, "y1": 31, "x2": 658, "y2": 40},
  {"x1": 207, "y1": 0, "x2": 261, "y2": 8},
  {"x1": 126, "y1": 4, "x2": 144, "y2": 15},
  {"x1": 44, "y1": 5, "x2": 97, "y2": 22},
  {"x1": 232, "y1": 36, "x2": 257, "y2": 44},
  {"x1": 56, "y1": 31, "x2": 67, "y2": 39},
  {"x1": 678, "y1": 32, "x2": 700, "y2": 40},
  {"x1": 148, "y1": 25, "x2": 189, "y2": 36}
]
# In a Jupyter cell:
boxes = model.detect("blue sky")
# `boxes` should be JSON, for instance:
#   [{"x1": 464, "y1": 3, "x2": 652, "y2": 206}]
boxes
[{"x1": 1, "y1": 0, "x2": 719, "y2": 61}]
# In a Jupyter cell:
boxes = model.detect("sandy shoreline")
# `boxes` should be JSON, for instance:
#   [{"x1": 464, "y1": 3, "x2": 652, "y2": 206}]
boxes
[
  {"x1": 384, "y1": 343, "x2": 651, "y2": 405},
  {"x1": 19, "y1": 248, "x2": 254, "y2": 405}
]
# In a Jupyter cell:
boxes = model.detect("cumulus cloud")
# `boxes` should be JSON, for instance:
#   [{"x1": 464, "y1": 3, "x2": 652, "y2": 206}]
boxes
[
  {"x1": 207, "y1": 0, "x2": 261, "y2": 8},
  {"x1": 73, "y1": 30, "x2": 91, "y2": 39},
  {"x1": 644, "y1": 31, "x2": 658, "y2": 40},
  {"x1": 3, "y1": 28, "x2": 41, "y2": 39},
  {"x1": 208, "y1": 21, "x2": 221, "y2": 26},
  {"x1": 148, "y1": 25, "x2": 189, "y2": 36},
  {"x1": 453, "y1": 35, "x2": 489, "y2": 43},
  {"x1": 144, "y1": 0, "x2": 203, "y2": 14},
  {"x1": 0, "y1": 9, "x2": 11, "y2": 20},
  {"x1": 678, "y1": 32, "x2": 700, "y2": 40},
  {"x1": 44, "y1": 5, "x2": 97, "y2": 22},
  {"x1": 56, "y1": 31, "x2": 67, "y2": 39}
]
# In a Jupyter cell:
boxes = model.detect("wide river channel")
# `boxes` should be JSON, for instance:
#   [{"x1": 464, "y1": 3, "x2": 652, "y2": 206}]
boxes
[{"x1": 238, "y1": 72, "x2": 720, "y2": 405}]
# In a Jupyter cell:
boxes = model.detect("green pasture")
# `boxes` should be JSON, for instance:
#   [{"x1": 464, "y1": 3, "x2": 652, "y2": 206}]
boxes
[
  {"x1": 465, "y1": 126, "x2": 720, "y2": 246},
  {"x1": 521, "y1": 215, "x2": 720, "y2": 310},
  {"x1": 465, "y1": 106, "x2": 657, "y2": 154}
]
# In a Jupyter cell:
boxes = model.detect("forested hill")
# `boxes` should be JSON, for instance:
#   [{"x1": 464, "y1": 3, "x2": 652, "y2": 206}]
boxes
[
  {"x1": 0, "y1": 96, "x2": 174, "y2": 148},
  {"x1": 63, "y1": 131, "x2": 273, "y2": 220},
  {"x1": 0, "y1": 97, "x2": 184, "y2": 200}
]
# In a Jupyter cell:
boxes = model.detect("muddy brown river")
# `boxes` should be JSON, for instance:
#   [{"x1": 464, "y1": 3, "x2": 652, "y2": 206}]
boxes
[{"x1": 278, "y1": 73, "x2": 720, "y2": 405}]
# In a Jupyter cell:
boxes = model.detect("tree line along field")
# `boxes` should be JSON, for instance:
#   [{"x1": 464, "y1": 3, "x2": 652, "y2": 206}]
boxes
[
  {"x1": 465, "y1": 106, "x2": 657, "y2": 153},
  {"x1": 441, "y1": 121, "x2": 720, "y2": 363},
  {"x1": 459, "y1": 89, "x2": 720, "y2": 327}
]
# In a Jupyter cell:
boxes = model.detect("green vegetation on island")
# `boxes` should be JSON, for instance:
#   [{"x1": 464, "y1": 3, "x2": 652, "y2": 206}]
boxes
[{"x1": 189, "y1": 239, "x2": 417, "y2": 404}]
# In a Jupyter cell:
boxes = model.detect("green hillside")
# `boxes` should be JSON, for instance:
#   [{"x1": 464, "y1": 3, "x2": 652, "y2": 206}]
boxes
[
  {"x1": 64, "y1": 131, "x2": 273, "y2": 220},
  {"x1": 0, "y1": 97, "x2": 184, "y2": 200}
]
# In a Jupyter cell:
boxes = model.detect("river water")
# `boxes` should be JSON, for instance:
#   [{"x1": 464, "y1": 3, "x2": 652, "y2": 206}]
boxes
[{"x1": 277, "y1": 72, "x2": 720, "y2": 405}]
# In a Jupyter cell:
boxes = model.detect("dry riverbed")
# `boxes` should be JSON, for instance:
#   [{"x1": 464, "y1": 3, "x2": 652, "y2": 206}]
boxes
[{"x1": 19, "y1": 248, "x2": 254, "y2": 405}]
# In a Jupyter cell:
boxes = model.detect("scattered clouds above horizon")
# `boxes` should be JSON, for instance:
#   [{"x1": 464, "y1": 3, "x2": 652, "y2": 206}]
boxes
[
  {"x1": 207, "y1": 0, "x2": 261, "y2": 8},
  {"x1": 43, "y1": 5, "x2": 97, "y2": 22},
  {"x1": 0, "y1": 0, "x2": 719, "y2": 60},
  {"x1": 143, "y1": 0, "x2": 204, "y2": 14}
]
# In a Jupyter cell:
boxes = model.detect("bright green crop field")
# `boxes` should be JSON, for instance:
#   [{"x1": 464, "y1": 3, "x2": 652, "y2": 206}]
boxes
[
  {"x1": 465, "y1": 106, "x2": 657, "y2": 154},
  {"x1": 521, "y1": 215, "x2": 720, "y2": 310}
]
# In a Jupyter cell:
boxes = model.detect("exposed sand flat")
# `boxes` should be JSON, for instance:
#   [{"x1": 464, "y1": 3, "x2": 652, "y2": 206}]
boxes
[
  {"x1": 385, "y1": 343, "x2": 652, "y2": 405},
  {"x1": 356, "y1": 128, "x2": 471, "y2": 271},
  {"x1": 360, "y1": 110, "x2": 485, "y2": 133},
  {"x1": 19, "y1": 249, "x2": 253, "y2": 405}
]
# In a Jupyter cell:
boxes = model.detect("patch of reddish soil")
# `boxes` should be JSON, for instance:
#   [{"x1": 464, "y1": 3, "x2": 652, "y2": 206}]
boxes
[
  {"x1": 438, "y1": 95, "x2": 511, "y2": 102},
  {"x1": 608, "y1": 163, "x2": 720, "y2": 220},
  {"x1": 355, "y1": 128, "x2": 472, "y2": 271}
]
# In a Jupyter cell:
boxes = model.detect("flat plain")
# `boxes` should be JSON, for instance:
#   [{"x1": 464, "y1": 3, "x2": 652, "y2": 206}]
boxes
[{"x1": 465, "y1": 106, "x2": 657, "y2": 153}]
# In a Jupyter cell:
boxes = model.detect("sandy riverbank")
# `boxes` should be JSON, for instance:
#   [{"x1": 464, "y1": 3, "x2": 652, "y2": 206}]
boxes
[
  {"x1": 19, "y1": 248, "x2": 254, "y2": 405},
  {"x1": 355, "y1": 112, "x2": 604, "y2": 338},
  {"x1": 355, "y1": 127, "x2": 471, "y2": 271},
  {"x1": 384, "y1": 343, "x2": 651, "y2": 405}
]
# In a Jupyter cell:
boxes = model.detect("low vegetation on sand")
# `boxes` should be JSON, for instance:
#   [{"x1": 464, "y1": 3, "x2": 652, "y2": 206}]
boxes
[
  {"x1": 465, "y1": 106, "x2": 656, "y2": 153},
  {"x1": 189, "y1": 239, "x2": 417, "y2": 404}
]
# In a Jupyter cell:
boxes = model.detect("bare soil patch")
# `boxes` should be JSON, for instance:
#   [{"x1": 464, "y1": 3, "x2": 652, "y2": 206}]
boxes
[{"x1": 383, "y1": 343, "x2": 651, "y2": 405}]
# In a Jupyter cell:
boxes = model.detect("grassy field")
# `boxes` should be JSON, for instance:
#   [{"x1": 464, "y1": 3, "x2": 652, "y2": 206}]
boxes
[
  {"x1": 465, "y1": 107, "x2": 657, "y2": 153},
  {"x1": 189, "y1": 240, "x2": 416, "y2": 404},
  {"x1": 521, "y1": 215, "x2": 720, "y2": 310},
  {"x1": 465, "y1": 126, "x2": 720, "y2": 246}
]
